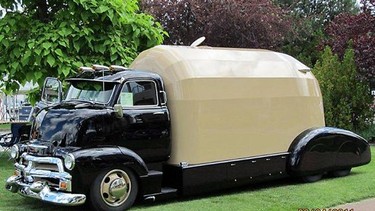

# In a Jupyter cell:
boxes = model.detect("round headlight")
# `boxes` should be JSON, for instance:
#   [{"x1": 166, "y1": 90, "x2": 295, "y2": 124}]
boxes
[
  {"x1": 10, "y1": 145, "x2": 19, "y2": 159},
  {"x1": 64, "y1": 153, "x2": 75, "y2": 170}
]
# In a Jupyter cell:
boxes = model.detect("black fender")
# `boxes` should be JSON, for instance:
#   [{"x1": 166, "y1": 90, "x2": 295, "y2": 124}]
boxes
[
  {"x1": 287, "y1": 127, "x2": 371, "y2": 177},
  {"x1": 11, "y1": 122, "x2": 31, "y2": 143},
  {"x1": 69, "y1": 146, "x2": 148, "y2": 191}
]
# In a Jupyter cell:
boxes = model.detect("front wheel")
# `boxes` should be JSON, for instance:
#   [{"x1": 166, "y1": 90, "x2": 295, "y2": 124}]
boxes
[{"x1": 90, "y1": 167, "x2": 138, "y2": 211}]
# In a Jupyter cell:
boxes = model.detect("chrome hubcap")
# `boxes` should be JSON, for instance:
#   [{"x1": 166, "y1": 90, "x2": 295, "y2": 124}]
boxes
[
  {"x1": 109, "y1": 178, "x2": 127, "y2": 198},
  {"x1": 100, "y1": 169, "x2": 131, "y2": 207}
]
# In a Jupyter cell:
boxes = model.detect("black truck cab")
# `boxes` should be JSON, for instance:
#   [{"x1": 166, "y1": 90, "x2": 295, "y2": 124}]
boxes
[
  {"x1": 33, "y1": 67, "x2": 171, "y2": 162},
  {"x1": 6, "y1": 65, "x2": 173, "y2": 210}
]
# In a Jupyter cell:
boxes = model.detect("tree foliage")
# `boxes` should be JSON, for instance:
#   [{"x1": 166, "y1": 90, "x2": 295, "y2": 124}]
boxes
[
  {"x1": 275, "y1": 0, "x2": 359, "y2": 66},
  {"x1": 361, "y1": 0, "x2": 375, "y2": 14},
  {"x1": 280, "y1": 17, "x2": 324, "y2": 67},
  {"x1": 0, "y1": 0, "x2": 165, "y2": 100},
  {"x1": 314, "y1": 46, "x2": 373, "y2": 131},
  {"x1": 141, "y1": 0, "x2": 359, "y2": 66},
  {"x1": 325, "y1": 0, "x2": 375, "y2": 80},
  {"x1": 141, "y1": 0, "x2": 292, "y2": 50},
  {"x1": 275, "y1": 0, "x2": 359, "y2": 26}
]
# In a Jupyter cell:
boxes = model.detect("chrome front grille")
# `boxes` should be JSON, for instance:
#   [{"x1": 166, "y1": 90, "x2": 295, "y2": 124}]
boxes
[
  {"x1": 16, "y1": 153, "x2": 72, "y2": 192},
  {"x1": 34, "y1": 163, "x2": 59, "y2": 171},
  {"x1": 21, "y1": 160, "x2": 59, "y2": 172}
]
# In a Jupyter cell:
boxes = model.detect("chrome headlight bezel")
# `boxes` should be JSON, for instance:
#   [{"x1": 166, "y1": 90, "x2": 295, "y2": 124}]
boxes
[
  {"x1": 64, "y1": 153, "x2": 75, "y2": 170},
  {"x1": 10, "y1": 145, "x2": 19, "y2": 159}
]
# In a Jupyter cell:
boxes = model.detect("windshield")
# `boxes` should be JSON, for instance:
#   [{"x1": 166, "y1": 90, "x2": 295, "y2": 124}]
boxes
[{"x1": 65, "y1": 81, "x2": 116, "y2": 104}]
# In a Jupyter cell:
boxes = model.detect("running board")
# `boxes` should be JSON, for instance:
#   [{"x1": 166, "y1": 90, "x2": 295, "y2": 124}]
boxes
[{"x1": 143, "y1": 187, "x2": 178, "y2": 202}]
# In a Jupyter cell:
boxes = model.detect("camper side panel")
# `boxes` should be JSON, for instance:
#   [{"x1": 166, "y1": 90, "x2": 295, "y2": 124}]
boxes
[{"x1": 130, "y1": 46, "x2": 325, "y2": 165}]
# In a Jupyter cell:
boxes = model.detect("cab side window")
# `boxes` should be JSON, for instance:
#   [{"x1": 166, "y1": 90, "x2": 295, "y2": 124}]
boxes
[{"x1": 118, "y1": 81, "x2": 158, "y2": 106}]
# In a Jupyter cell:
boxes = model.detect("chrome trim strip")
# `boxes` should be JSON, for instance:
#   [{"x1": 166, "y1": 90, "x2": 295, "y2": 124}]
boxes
[{"x1": 181, "y1": 152, "x2": 291, "y2": 168}]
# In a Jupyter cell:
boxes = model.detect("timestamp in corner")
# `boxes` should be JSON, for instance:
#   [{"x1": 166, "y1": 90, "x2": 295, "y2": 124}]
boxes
[{"x1": 298, "y1": 209, "x2": 354, "y2": 211}]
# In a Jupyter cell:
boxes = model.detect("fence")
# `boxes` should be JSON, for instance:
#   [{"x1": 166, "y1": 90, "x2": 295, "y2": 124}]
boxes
[{"x1": 0, "y1": 94, "x2": 30, "y2": 123}]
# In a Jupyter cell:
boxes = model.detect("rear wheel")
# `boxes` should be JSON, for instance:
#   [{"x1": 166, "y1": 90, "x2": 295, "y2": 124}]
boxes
[
  {"x1": 90, "y1": 168, "x2": 138, "y2": 211},
  {"x1": 331, "y1": 168, "x2": 351, "y2": 177},
  {"x1": 302, "y1": 174, "x2": 323, "y2": 183}
]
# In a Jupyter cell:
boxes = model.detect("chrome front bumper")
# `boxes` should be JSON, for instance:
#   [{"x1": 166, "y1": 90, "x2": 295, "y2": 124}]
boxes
[
  {"x1": 5, "y1": 153, "x2": 86, "y2": 206},
  {"x1": 6, "y1": 175, "x2": 86, "y2": 206}
]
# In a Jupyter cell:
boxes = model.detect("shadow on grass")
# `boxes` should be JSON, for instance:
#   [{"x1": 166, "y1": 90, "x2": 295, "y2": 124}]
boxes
[
  {"x1": 1, "y1": 171, "x2": 368, "y2": 211},
  {"x1": 134, "y1": 177, "x2": 304, "y2": 209},
  {"x1": 1, "y1": 154, "x2": 368, "y2": 210},
  {"x1": 18, "y1": 198, "x2": 90, "y2": 211},
  {"x1": 134, "y1": 170, "x2": 365, "y2": 209},
  {"x1": 0, "y1": 176, "x2": 305, "y2": 210}
]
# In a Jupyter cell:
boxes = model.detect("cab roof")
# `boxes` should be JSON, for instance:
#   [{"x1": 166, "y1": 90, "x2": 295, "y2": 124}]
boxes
[{"x1": 66, "y1": 69, "x2": 162, "y2": 83}]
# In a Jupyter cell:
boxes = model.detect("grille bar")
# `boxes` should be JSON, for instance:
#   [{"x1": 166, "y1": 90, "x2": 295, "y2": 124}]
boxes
[{"x1": 15, "y1": 153, "x2": 72, "y2": 192}]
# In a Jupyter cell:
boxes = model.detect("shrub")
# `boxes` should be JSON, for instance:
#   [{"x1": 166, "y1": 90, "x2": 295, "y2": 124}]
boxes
[
  {"x1": 357, "y1": 124, "x2": 375, "y2": 142},
  {"x1": 313, "y1": 46, "x2": 374, "y2": 131}
]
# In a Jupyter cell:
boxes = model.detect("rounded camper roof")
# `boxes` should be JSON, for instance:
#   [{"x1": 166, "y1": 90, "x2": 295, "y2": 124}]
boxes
[{"x1": 130, "y1": 45, "x2": 312, "y2": 79}]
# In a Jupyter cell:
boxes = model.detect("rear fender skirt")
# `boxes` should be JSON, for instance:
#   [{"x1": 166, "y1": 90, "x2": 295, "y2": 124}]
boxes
[{"x1": 287, "y1": 127, "x2": 371, "y2": 176}]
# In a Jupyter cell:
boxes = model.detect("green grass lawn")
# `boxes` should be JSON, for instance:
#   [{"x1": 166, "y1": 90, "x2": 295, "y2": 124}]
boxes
[
  {"x1": 0, "y1": 123, "x2": 11, "y2": 131},
  {"x1": 1, "y1": 147, "x2": 375, "y2": 211}
]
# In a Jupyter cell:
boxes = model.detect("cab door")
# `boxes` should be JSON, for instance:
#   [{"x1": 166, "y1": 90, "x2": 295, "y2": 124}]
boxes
[{"x1": 116, "y1": 79, "x2": 171, "y2": 162}]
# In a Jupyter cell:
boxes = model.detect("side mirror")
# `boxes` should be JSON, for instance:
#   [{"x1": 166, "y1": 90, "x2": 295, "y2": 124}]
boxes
[
  {"x1": 41, "y1": 77, "x2": 62, "y2": 104},
  {"x1": 114, "y1": 104, "x2": 123, "y2": 118},
  {"x1": 160, "y1": 91, "x2": 167, "y2": 106}
]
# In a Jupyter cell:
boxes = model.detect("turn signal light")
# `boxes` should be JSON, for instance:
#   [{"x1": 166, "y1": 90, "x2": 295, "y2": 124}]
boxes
[
  {"x1": 59, "y1": 181, "x2": 67, "y2": 190},
  {"x1": 13, "y1": 170, "x2": 20, "y2": 176}
]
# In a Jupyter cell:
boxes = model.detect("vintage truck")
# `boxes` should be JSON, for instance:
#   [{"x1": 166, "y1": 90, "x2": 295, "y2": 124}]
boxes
[{"x1": 5, "y1": 44, "x2": 371, "y2": 211}]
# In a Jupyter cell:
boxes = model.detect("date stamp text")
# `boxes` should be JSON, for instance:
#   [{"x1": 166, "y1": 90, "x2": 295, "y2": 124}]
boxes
[{"x1": 298, "y1": 209, "x2": 353, "y2": 211}]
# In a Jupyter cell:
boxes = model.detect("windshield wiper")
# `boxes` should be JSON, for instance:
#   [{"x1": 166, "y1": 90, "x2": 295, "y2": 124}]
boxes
[{"x1": 70, "y1": 100, "x2": 107, "y2": 108}]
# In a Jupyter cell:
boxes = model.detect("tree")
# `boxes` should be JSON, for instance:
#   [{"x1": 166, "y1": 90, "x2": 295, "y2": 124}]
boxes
[
  {"x1": 313, "y1": 46, "x2": 373, "y2": 131},
  {"x1": 325, "y1": 0, "x2": 375, "y2": 80},
  {"x1": 141, "y1": 0, "x2": 198, "y2": 45},
  {"x1": 361, "y1": 0, "x2": 375, "y2": 14},
  {"x1": 275, "y1": 0, "x2": 359, "y2": 26},
  {"x1": 280, "y1": 17, "x2": 324, "y2": 67},
  {"x1": 0, "y1": 0, "x2": 165, "y2": 102},
  {"x1": 141, "y1": 0, "x2": 292, "y2": 50},
  {"x1": 275, "y1": 0, "x2": 359, "y2": 67}
]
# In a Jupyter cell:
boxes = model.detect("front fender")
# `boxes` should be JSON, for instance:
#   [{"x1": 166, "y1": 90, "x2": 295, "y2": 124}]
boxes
[
  {"x1": 11, "y1": 122, "x2": 31, "y2": 143},
  {"x1": 69, "y1": 146, "x2": 148, "y2": 191},
  {"x1": 287, "y1": 127, "x2": 371, "y2": 176}
]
